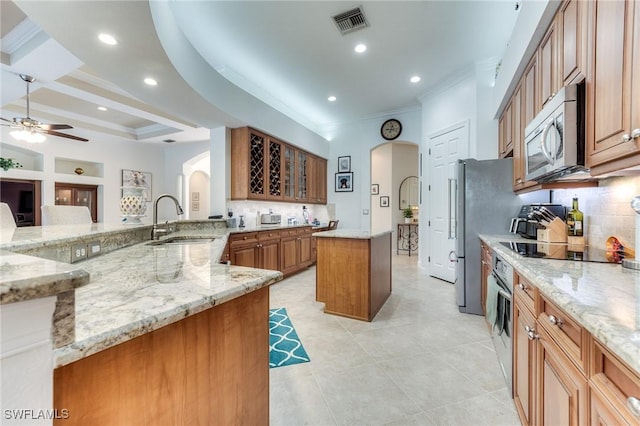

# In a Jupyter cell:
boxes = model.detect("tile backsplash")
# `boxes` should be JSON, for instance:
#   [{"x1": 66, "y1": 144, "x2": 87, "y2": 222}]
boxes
[
  {"x1": 226, "y1": 200, "x2": 332, "y2": 227},
  {"x1": 552, "y1": 176, "x2": 640, "y2": 249}
]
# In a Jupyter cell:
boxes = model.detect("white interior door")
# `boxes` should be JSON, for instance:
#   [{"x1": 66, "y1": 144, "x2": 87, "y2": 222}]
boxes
[{"x1": 428, "y1": 122, "x2": 468, "y2": 283}]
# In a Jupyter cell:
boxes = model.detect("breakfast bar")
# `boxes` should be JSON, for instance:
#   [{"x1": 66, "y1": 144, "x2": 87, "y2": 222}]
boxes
[{"x1": 314, "y1": 229, "x2": 392, "y2": 322}]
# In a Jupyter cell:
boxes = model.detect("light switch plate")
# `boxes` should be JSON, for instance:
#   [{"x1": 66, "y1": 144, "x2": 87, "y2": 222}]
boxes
[{"x1": 363, "y1": 209, "x2": 369, "y2": 215}]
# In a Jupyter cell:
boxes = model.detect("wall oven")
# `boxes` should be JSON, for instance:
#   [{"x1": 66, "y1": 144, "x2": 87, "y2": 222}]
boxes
[
  {"x1": 524, "y1": 84, "x2": 588, "y2": 182},
  {"x1": 489, "y1": 249, "x2": 513, "y2": 392}
]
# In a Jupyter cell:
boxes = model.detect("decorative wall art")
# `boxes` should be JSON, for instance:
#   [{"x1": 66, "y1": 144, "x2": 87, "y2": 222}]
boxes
[
  {"x1": 338, "y1": 156, "x2": 351, "y2": 172},
  {"x1": 121, "y1": 169, "x2": 152, "y2": 202},
  {"x1": 335, "y1": 172, "x2": 354, "y2": 192},
  {"x1": 371, "y1": 184, "x2": 379, "y2": 195},
  {"x1": 380, "y1": 196, "x2": 390, "y2": 207}
]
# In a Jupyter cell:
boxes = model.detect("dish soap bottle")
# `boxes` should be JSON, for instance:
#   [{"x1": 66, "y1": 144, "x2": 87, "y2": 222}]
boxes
[{"x1": 566, "y1": 197, "x2": 584, "y2": 237}]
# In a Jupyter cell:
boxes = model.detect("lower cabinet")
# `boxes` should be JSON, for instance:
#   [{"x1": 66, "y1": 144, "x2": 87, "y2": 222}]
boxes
[
  {"x1": 513, "y1": 294, "x2": 537, "y2": 426},
  {"x1": 536, "y1": 324, "x2": 589, "y2": 426},
  {"x1": 227, "y1": 227, "x2": 313, "y2": 276}
]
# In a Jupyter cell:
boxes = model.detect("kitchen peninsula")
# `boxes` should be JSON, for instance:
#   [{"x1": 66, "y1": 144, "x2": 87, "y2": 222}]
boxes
[
  {"x1": 314, "y1": 229, "x2": 392, "y2": 322},
  {"x1": 1, "y1": 221, "x2": 283, "y2": 425}
]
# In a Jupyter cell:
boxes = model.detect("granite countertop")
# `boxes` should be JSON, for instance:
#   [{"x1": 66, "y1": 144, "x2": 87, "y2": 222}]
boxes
[
  {"x1": 480, "y1": 234, "x2": 640, "y2": 374},
  {"x1": 313, "y1": 229, "x2": 393, "y2": 239},
  {"x1": 52, "y1": 231, "x2": 282, "y2": 367},
  {"x1": 0, "y1": 250, "x2": 90, "y2": 304}
]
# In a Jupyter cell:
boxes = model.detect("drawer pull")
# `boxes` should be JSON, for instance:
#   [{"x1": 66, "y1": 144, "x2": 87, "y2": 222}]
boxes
[
  {"x1": 628, "y1": 397, "x2": 640, "y2": 417},
  {"x1": 243, "y1": 236, "x2": 248, "y2": 240},
  {"x1": 548, "y1": 315, "x2": 563, "y2": 326},
  {"x1": 524, "y1": 325, "x2": 538, "y2": 340}
]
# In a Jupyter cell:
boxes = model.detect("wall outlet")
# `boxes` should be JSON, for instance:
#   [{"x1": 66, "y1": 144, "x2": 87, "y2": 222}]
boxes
[
  {"x1": 363, "y1": 209, "x2": 369, "y2": 215},
  {"x1": 87, "y1": 241, "x2": 101, "y2": 257},
  {"x1": 71, "y1": 244, "x2": 88, "y2": 263}
]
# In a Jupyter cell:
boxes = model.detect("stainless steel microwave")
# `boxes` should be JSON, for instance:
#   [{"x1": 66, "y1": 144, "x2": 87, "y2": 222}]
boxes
[{"x1": 524, "y1": 84, "x2": 589, "y2": 182}]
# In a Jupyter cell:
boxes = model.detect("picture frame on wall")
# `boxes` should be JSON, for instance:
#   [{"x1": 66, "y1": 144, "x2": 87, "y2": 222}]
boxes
[
  {"x1": 371, "y1": 184, "x2": 379, "y2": 195},
  {"x1": 335, "y1": 172, "x2": 354, "y2": 192},
  {"x1": 338, "y1": 156, "x2": 351, "y2": 172},
  {"x1": 121, "y1": 169, "x2": 152, "y2": 202},
  {"x1": 380, "y1": 196, "x2": 389, "y2": 207}
]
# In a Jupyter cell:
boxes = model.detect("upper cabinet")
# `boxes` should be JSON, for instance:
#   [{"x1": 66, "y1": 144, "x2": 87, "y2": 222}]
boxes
[
  {"x1": 231, "y1": 127, "x2": 327, "y2": 204},
  {"x1": 498, "y1": 99, "x2": 513, "y2": 158},
  {"x1": 586, "y1": 0, "x2": 640, "y2": 175},
  {"x1": 558, "y1": 0, "x2": 588, "y2": 86},
  {"x1": 538, "y1": 21, "x2": 560, "y2": 108}
]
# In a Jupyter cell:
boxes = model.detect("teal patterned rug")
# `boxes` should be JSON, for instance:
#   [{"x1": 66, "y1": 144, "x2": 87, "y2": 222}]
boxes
[{"x1": 269, "y1": 307, "x2": 310, "y2": 368}]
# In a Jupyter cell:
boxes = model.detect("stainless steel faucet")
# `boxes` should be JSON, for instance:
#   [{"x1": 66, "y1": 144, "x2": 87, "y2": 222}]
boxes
[{"x1": 152, "y1": 194, "x2": 184, "y2": 239}]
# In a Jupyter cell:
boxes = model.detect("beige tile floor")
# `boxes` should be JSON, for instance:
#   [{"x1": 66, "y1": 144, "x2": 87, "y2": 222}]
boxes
[{"x1": 269, "y1": 254, "x2": 521, "y2": 426}]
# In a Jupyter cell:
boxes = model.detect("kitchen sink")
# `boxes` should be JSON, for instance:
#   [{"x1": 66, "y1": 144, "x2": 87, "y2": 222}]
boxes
[{"x1": 146, "y1": 236, "x2": 215, "y2": 246}]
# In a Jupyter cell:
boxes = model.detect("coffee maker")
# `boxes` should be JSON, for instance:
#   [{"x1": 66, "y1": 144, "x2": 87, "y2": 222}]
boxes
[{"x1": 510, "y1": 204, "x2": 566, "y2": 239}]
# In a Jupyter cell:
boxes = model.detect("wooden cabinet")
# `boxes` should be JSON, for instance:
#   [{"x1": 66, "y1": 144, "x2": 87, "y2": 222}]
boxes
[
  {"x1": 54, "y1": 182, "x2": 98, "y2": 222},
  {"x1": 231, "y1": 127, "x2": 282, "y2": 201},
  {"x1": 281, "y1": 227, "x2": 312, "y2": 276},
  {"x1": 587, "y1": 0, "x2": 640, "y2": 175},
  {"x1": 498, "y1": 100, "x2": 513, "y2": 158},
  {"x1": 536, "y1": 323, "x2": 589, "y2": 426},
  {"x1": 227, "y1": 227, "x2": 312, "y2": 276},
  {"x1": 538, "y1": 21, "x2": 560, "y2": 108},
  {"x1": 513, "y1": 290, "x2": 537, "y2": 426},
  {"x1": 308, "y1": 156, "x2": 327, "y2": 204},
  {"x1": 558, "y1": 0, "x2": 588, "y2": 86},
  {"x1": 54, "y1": 287, "x2": 270, "y2": 426},
  {"x1": 228, "y1": 231, "x2": 281, "y2": 271},
  {"x1": 590, "y1": 338, "x2": 640, "y2": 425}
]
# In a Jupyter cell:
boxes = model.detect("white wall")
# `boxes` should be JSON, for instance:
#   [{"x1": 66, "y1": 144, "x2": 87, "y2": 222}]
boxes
[
  {"x1": 0, "y1": 135, "x2": 164, "y2": 224},
  {"x1": 371, "y1": 144, "x2": 393, "y2": 234},
  {"x1": 326, "y1": 108, "x2": 422, "y2": 230}
]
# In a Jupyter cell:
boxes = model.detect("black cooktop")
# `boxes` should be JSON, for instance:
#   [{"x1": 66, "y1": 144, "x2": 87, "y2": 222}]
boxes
[{"x1": 499, "y1": 241, "x2": 626, "y2": 264}]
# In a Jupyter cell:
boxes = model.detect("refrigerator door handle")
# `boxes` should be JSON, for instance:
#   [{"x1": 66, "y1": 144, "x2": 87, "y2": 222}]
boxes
[{"x1": 448, "y1": 178, "x2": 457, "y2": 239}]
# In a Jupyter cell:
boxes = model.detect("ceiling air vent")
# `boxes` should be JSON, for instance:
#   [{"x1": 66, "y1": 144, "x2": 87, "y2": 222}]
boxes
[{"x1": 332, "y1": 6, "x2": 369, "y2": 35}]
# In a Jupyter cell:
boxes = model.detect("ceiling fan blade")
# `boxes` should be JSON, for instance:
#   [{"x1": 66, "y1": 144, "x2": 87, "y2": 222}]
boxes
[
  {"x1": 1, "y1": 117, "x2": 15, "y2": 123},
  {"x1": 44, "y1": 129, "x2": 89, "y2": 142},
  {"x1": 38, "y1": 123, "x2": 73, "y2": 130}
]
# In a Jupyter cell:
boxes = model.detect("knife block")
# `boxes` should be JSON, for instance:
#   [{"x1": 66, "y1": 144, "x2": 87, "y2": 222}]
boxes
[{"x1": 537, "y1": 217, "x2": 568, "y2": 243}]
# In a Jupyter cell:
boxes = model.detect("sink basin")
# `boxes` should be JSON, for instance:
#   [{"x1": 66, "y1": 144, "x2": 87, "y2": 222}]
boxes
[{"x1": 146, "y1": 236, "x2": 215, "y2": 246}]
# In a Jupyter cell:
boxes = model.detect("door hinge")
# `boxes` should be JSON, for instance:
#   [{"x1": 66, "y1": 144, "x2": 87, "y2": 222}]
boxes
[
  {"x1": 428, "y1": 220, "x2": 431, "y2": 226},
  {"x1": 428, "y1": 148, "x2": 431, "y2": 155},
  {"x1": 428, "y1": 185, "x2": 431, "y2": 191},
  {"x1": 428, "y1": 256, "x2": 431, "y2": 262}
]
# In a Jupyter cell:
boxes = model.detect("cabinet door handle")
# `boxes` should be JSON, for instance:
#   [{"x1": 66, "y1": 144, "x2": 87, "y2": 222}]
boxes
[
  {"x1": 632, "y1": 128, "x2": 640, "y2": 139},
  {"x1": 524, "y1": 325, "x2": 538, "y2": 340},
  {"x1": 548, "y1": 315, "x2": 563, "y2": 326},
  {"x1": 515, "y1": 178, "x2": 523, "y2": 184},
  {"x1": 518, "y1": 283, "x2": 527, "y2": 291},
  {"x1": 627, "y1": 396, "x2": 640, "y2": 418},
  {"x1": 622, "y1": 133, "x2": 632, "y2": 143}
]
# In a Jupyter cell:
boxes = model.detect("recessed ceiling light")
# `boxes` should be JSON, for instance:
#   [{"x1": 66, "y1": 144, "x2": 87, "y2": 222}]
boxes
[
  {"x1": 354, "y1": 44, "x2": 367, "y2": 53},
  {"x1": 328, "y1": 96, "x2": 337, "y2": 102},
  {"x1": 410, "y1": 75, "x2": 421, "y2": 83},
  {"x1": 144, "y1": 77, "x2": 158, "y2": 86},
  {"x1": 98, "y1": 33, "x2": 118, "y2": 45},
  {"x1": 97, "y1": 106, "x2": 107, "y2": 111}
]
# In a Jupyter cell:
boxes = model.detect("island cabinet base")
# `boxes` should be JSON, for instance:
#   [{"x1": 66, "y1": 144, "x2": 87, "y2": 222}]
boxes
[
  {"x1": 53, "y1": 287, "x2": 269, "y2": 426},
  {"x1": 316, "y1": 233, "x2": 391, "y2": 322}
]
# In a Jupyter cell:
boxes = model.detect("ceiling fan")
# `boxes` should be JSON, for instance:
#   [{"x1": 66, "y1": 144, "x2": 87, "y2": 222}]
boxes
[{"x1": 1, "y1": 74, "x2": 89, "y2": 142}]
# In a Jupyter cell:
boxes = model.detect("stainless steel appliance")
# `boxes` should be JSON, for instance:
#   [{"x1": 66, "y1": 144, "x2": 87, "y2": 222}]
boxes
[
  {"x1": 524, "y1": 84, "x2": 589, "y2": 182},
  {"x1": 260, "y1": 213, "x2": 281, "y2": 224},
  {"x1": 450, "y1": 158, "x2": 548, "y2": 315},
  {"x1": 510, "y1": 204, "x2": 566, "y2": 239},
  {"x1": 489, "y1": 249, "x2": 513, "y2": 391}
]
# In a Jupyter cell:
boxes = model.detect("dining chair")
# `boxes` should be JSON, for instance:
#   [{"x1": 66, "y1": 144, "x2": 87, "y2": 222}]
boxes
[{"x1": 41, "y1": 205, "x2": 93, "y2": 225}]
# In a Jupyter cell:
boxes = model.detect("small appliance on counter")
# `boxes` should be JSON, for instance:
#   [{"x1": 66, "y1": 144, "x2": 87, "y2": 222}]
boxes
[
  {"x1": 510, "y1": 204, "x2": 566, "y2": 240},
  {"x1": 260, "y1": 213, "x2": 282, "y2": 224}
]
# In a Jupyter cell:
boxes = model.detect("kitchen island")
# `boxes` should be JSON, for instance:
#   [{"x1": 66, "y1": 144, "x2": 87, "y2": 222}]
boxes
[
  {"x1": 1, "y1": 221, "x2": 283, "y2": 425},
  {"x1": 314, "y1": 230, "x2": 392, "y2": 322}
]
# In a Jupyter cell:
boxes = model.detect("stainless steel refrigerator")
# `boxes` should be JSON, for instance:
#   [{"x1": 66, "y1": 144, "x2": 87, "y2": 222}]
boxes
[{"x1": 452, "y1": 158, "x2": 548, "y2": 315}]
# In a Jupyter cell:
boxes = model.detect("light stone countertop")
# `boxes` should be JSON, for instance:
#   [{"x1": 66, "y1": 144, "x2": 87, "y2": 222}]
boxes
[
  {"x1": 480, "y1": 234, "x2": 640, "y2": 375},
  {"x1": 313, "y1": 229, "x2": 393, "y2": 239},
  {"x1": 52, "y1": 231, "x2": 282, "y2": 367},
  {"x1": 0, "y1": 250, "x2": 90, "y2": 304}
]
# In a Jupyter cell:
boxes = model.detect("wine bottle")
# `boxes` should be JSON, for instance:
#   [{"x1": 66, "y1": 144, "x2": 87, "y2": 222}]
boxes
[{"x1": 567, "y1": 197, "x2": 584, "y2": 237}]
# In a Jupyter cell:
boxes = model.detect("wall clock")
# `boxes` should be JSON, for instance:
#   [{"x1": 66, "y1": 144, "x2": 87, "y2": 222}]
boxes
[{"x1": 380, "y1": 118, "x2": 402, "y2": 140}]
